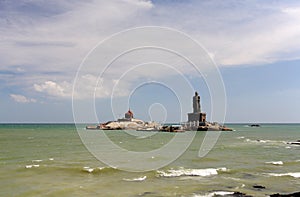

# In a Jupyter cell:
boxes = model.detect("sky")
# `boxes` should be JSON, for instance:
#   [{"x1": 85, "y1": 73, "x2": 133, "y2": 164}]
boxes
[{"x1": 1, "y1": 0, "x2": 300, "y2": 123}]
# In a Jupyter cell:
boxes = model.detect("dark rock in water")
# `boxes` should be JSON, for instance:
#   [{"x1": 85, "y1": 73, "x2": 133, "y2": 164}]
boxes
[
  {"x1": 270, "y1": 192, "x2": 300, "y2": 197},
  {"x1": 253, "y1": 185, "x2": 266, "y2": 189},
  {"x1": 231, "y1": 192, "x2": 252, "y2": 197},
  {"x1": 287, "y1": 141, "x2": 300, "y2": 145},
  {"x1": 138, "y1": 191, "x2": 158, "y2": 196},
  {"x1": 205, "y1": 191, "x2": 252, "y2": 197},
  {"x1": 226, "y1": 186, "x2": 235, "y2": 189}
]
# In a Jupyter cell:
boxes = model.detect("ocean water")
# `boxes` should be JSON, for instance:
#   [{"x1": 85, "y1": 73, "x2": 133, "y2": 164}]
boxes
[{"x1": 0, "y1": 124, "x2": 299, "y2": 197}]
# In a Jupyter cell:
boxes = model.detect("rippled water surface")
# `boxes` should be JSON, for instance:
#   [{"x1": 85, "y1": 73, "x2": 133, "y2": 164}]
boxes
[{"x1": 0, "y1": 124, "x2": 299, "y2": 196}]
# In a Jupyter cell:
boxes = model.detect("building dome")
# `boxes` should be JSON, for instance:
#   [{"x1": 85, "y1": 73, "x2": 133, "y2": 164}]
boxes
[{"x1": 125, "y1": 109, "x2": 133, "y2": 119}]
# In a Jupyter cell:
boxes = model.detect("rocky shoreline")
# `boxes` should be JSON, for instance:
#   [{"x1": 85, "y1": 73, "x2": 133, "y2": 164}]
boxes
[
  {"x1": 197, "y1": 191, "x2": 300, "y2": 197},
  {"x1": 270, "y1": 192, "x2": 300, "y2": 197}
]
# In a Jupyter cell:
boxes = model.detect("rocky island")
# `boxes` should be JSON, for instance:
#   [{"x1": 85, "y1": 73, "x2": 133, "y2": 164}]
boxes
[{"x1": 86, "y1": 91, "x2": 232, "y2": 131}]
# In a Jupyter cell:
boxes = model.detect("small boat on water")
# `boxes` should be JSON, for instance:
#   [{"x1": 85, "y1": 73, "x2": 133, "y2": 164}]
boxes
[
  {"x1": 249, "y1": 124, "x2": 260, "y2": 127},
  {"x1": 86, "y1": 125, "x2": 100, "y2": 130}
]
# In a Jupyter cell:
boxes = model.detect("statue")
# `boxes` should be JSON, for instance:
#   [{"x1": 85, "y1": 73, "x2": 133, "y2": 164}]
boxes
[
  {"x1": 188, "y1": 91, "x2": 205, "y2": 123},
  {"x1": 193, "y1": 91, "x2": 201, "y2": 113}
]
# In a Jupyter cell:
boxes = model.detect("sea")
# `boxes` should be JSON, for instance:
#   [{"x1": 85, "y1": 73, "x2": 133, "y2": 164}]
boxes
[{"x1": 0, "y1": 124, "x2": 299, "y2": 197}]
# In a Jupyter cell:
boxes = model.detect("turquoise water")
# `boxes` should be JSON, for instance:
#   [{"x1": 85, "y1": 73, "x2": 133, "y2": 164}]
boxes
[{"x1": 0, "y1": 124, "x2": 299, "y2": 196}]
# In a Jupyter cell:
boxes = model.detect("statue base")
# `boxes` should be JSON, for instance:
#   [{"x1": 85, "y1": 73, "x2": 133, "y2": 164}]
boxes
[{"x1": 188, "y1": 112, "x2": 206, "y2": 124}]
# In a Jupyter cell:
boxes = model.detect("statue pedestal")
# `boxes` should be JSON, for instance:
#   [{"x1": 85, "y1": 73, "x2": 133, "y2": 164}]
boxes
[{"x1": 188, "y1": 112, "x2": 206, "y2": 125}]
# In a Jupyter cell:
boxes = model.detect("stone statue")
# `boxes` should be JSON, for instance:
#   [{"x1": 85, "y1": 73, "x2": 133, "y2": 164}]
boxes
[{"x1": 193, "y1": 91, "x2": 201, "y2": 113}]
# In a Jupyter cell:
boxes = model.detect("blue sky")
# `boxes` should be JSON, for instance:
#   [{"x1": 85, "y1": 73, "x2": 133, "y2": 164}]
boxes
[{"x1": 0, "y1": 0, "x2": 300, "y2": 123}]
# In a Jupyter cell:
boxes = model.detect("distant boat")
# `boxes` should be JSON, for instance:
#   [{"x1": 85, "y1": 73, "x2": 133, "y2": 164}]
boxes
[
  {"x1": 249, "y1": 124, "x2": 260, "y2": 127},
  {"x1": 86, "y1": 125, "x2": 100, "y2": 130}
]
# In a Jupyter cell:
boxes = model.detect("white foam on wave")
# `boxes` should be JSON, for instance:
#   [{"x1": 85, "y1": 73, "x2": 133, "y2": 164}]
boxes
[
  {"x1": 193, "y1": 191, "x2": 235, "y2": 197},
  {"x1": 237, "y1": 136, "x2": 245, "y2": 139},
  {"x1": 49, "y1": 158, "x2": 54, "y2": 161},
  {"x1": 245, "y1": 139, "x2": 254, "y2": 143},
  {"x1": 267, "y1": 172, "x2": 300, "y2": 178},
  {"x1": 25, "y1": 164, "x2": 39, "y2": 169},
  {"x1": 83, "y1": 166, "x2": 94, "y2": 173},
  {"x1": 123, "y1": 176, "x2": 147, "y2": 182},
  {"x1": 82, "y1": 166, "x2": 113, "y2": 173},
  {"x1": 157, "y1": 167, "x2": 227, "y2": 178},
  {"x1": 223, "y1": 177, "x2": 241, "y2": 181},
  {"x1": 246, "y1": 138, "x2": 261, "y2": 143},
  {"x1": 245, "y1": 139, "x2": 287, "y2": 146},
  {"x1": 32, "y1": 159, "x2": 43, "y2": 162},
  {"x1": 265, "y1": 161, "x2": 283, "y2": 165}
]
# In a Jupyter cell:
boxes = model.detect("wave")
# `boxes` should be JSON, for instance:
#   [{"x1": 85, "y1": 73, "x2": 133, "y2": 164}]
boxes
[
  {"x1": 25, "y1": 159, "x2": 44, "y2": 168},
  {"x1": 81, "y1": 166, "x2": 117, "y2": 174},
  {"x1": 123, "y1": 176, "x2": 147, "y2": 182},
  {"x1": 244, "y1": 139, "x2": 287, "y2": 146},
  {"x1": 23, "y1": 162, "x2": 119, "y2": 174},
  {"x1": 193, "y1": 191, "x2": 235, "y2": 197},
  {"x1": 32, "y1": 159, "x2": 43, "y2": 162},
  {"x1": 25, "y1": 164, "x2": 40, "y2": 168},
  {"x1": 82, "y1": 166, "x2": 94, "y2": 173},
  {"x1": 157, "y1": 167, "x2": 227, "y2": 178},
  {"x1": 266, "y1": 172, "x2": 300, "y2": 178},
  {"x1": 265, "y1": 161, "x2": 283, "y2": 165}
]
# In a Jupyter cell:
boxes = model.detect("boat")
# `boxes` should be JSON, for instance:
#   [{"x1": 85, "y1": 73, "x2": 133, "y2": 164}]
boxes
[
  {"x1": 249, "y1": 124, "x2": 260, "y2": 127},
  {"x1": 86, "y1": 125, "x2": 100, "y2": 130}
]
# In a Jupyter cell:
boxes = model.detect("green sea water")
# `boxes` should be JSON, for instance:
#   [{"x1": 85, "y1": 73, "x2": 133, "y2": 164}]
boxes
[{"x1": 0, "y1": 124, "x2": 299, "y2": 197}]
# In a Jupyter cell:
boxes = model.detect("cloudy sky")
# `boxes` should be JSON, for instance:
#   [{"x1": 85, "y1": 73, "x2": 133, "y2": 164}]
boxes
[{"x1": 1, "y1": 0, "x2": 300, "y2": 123}]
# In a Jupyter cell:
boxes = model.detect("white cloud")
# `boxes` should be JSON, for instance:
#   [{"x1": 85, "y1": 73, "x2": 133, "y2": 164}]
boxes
[
  {"x1": 174, "y1": 2, "x2": 300, "y2": 66},
  {"x1": 2, "y1": 0, "x2": 300, "y2": 100},
  {"x1": 1, "y1": 0, "x2": 156, "y2": 98},
  {"x1": 34, "y1": 81, "x2": 71, "y2": 98},
  {"x1": 10, "y1": 94, "x2": 36, "y2": 103},
  {"x1": 33, "y1": 76, "x2": 127, "y2": 99},
  {"x1": 0, "y1": 0, "x2": 154, "y2": 70}
]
